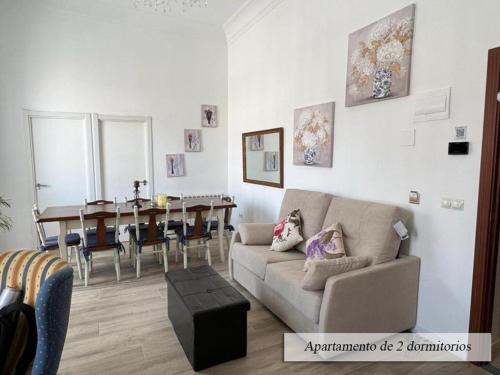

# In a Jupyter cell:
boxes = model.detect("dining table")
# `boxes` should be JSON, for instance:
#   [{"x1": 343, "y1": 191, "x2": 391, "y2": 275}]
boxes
[{"x1": 37, "y1": 197, "x2": 236, "y2": 263}]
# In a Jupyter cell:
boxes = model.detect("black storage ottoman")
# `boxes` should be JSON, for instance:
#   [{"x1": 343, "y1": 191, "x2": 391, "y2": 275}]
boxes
[{"x1": 165, "y1": 266, "x2": 251, "y2": 371}]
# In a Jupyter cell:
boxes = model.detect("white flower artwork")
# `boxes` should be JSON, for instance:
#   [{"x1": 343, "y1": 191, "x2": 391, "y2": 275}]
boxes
[
  {"x1": 346, "y1": 4, "x2": 415, "y2": 107},
  {"x1": 293, "y1": 102, "x2": 334, "y2": 168}
]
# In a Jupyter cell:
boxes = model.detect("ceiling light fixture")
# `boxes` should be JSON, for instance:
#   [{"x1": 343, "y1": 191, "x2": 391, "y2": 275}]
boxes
[{"x1": 133, "y1": 0, "x2": 208, "y2": 14}]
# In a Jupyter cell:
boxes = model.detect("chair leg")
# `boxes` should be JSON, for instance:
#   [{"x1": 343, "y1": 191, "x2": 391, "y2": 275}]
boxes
[
  {"x1": 206, "y1": 241, "x2": 212, "y2": 266},
  {"x1": 84, "y1": 259, "x2": 89, "y2": 287},
  {"x1": 163, "y1": 243, "x2": 168, "y2": 273},
  {"x1": 75, "y1": 249, "x2": 83, "y2": 280},
  {"x1": 183, "y1": 243, "x2": 188, "y2": 269},
  {"x1": 131, "y1": 241, "x2": 136, "y2": 268},
  {"x1": 136, "y1": 249, "x2": 141, "y2": 278},
  {"x1": 158, "y1": 245, "x2": 163, "y2": 264},
  {"x1": 67, "y1": 247, "x2": 72, "y2": 264},
  {"x1": 89, "y1": 253, "x2": 93, "y2": 273},
  {"x1": 225, "y1": 231, "x2": 231, "y2": 251},
  {"x1": 175, "y1": 241, "x2": 179, "y2": 264},
  {"x1": 114, "y1": 248, "x2": 121, "y2": 282}
]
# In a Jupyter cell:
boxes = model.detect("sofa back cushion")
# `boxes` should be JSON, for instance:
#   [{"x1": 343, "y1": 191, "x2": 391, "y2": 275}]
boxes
[
  {"x1": 322, "y1": 197, "x2": 409, "y2": 264},
  {"x1": 279, "y1": 189, "x2": 332, "y2": 253}
]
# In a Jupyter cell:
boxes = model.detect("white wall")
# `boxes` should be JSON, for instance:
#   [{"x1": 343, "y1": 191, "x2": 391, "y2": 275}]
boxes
[
  {"x1": 0, "y1": 0, "x2": 228, "y2": 249},
  {"x1": 226, "y1": 0, "x2": 500, "y2": 332}
]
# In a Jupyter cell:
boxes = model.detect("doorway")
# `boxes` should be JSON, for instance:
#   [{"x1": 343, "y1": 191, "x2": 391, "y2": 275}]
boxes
[{"x1": 469, "y1": 47, "x2": 500, "y2": 365}]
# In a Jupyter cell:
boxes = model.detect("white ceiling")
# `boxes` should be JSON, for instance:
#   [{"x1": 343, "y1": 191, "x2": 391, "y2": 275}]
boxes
[{"x1": 36, "y1": 0, "x2": 246, "y2": 37}]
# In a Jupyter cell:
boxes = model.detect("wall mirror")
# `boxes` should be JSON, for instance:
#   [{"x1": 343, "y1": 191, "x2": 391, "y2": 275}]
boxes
[{"x1": 242, "y1": 127, "x2": 284, "y2": 188}]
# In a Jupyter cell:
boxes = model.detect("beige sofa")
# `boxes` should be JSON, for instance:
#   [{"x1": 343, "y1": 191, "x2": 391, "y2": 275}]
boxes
[{"x1": 229, "y1": 189, "x2": 420, "y2": 333}]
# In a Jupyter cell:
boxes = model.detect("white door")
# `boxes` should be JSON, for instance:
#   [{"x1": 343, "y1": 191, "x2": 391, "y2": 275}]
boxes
[
  {"x1": 27, "y1": 111, "x2": 95, "y2": 236},
  {"x1": 93, "y1": 114, "x2": 154, "y2": 201}
]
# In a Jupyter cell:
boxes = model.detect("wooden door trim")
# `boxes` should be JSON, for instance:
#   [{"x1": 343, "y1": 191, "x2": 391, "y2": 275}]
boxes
[{"x1": 469, "y1": 47, "x2": 500, "y2": 334}]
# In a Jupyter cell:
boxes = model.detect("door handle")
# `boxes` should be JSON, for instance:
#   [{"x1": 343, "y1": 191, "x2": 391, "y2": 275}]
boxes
[{"x1": 36, "y1": 183, "x2": 50, "y2": 190}]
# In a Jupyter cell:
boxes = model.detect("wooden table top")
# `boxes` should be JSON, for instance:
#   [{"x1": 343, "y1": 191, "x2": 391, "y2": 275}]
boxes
[{"x1": 38, "y1": 198, "x2": 236, "y2": 223}]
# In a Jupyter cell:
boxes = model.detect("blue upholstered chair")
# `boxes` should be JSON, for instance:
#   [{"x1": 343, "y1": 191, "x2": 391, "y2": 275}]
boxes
[
  {"x1": 79, "y1": 207, "x2": 123, "y2": 286},
  {"x1": 32, "y1": 205, "x2": 82, "y2": 279},
  {"x1": 0, "y1": 250, "x2": 73, "y2": 375}
]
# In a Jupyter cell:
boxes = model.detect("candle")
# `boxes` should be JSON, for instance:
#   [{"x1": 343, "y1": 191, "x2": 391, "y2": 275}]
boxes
[{"x1": 157, "y1": 194, "x2": 167, "y2": 208}]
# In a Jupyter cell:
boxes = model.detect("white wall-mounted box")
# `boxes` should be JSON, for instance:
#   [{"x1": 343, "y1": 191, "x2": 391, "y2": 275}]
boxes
[{"x1": 414, "y1": 87, "x2": 451, "y2": 123}]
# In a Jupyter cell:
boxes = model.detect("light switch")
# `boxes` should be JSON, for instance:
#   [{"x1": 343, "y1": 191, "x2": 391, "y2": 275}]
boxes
[
  {"x1": 409, "y1": 191, "x2": 420, "y2": 204},
  {"x1": 441, "y1": 198, "x2": 452, "y2": 208},
  {"x1": 451, "y1": 199, "x2": 464, "y2": 210}
]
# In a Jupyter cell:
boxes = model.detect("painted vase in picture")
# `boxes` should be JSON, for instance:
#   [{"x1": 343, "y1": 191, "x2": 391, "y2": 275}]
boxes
[
  {"x1": 303, "y1": 146, "x2": 318, "y2": 165},
  {"x1": 166, "y1": 154, "x2": 185, "y2": 177},
  {"x1": 345, "y1": 4, "x2": 415, "y2": 106},
  {"x1": 201, "y1": 105, "x2": 217, "y2": 127},
  {"x1": 373, "y1": 68, "x2": 392, "y2": 98},
  {"x1": 293, "y1": 102, "x2": 334, "y2": 168}
]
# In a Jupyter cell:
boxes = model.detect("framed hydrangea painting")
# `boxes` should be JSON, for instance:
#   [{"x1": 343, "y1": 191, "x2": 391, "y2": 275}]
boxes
[
  {"x1": 293, "y1": 102, "x2": 334, "y2": 168},
  {"x1": 345, "y1": 4, "x2": 415, "y2": 107}
]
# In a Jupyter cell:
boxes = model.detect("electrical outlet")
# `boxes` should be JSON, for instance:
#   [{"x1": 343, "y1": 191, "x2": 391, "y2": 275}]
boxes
[
  {"x1": 441, "y1": 198, "x2": 452, "y2": 208},
  {"x1": 451, "y1": 199, "x2": 464, "y2": 210}
]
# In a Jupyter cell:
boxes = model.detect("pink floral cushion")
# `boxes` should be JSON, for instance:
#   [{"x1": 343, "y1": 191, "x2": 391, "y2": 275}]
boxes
[
  {"x1": 270, "y1": 209, "x2": 304, "y2": 252},
  {"x1": 304, "y1": 223, "x2": 346, "y2": 271}
]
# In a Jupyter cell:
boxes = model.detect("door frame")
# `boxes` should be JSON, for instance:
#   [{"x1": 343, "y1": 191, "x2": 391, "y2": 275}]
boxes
[
  {"x1": 91, "y1": 113, "x2": 154, "y2": 200},
  {"x1": 23, "y1": 109, "x2": 96, "y2": 207},
  {"x1": 469, "y1": 47, "x2": 500, "y2": 335}
]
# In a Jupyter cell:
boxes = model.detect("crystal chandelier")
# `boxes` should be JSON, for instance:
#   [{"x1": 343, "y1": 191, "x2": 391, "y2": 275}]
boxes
[{"x1": 133, "y1": 0, "x2": 208, "y2": 14}]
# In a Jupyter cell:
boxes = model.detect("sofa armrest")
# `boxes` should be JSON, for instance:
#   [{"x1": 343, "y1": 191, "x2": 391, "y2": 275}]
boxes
[
  {"x1": 319, "y1": 255, "x2": 420, "y2": 333},
  {"x1": 228, "y1": 231, "x2": 241, "y2": 280},
  {"x1": 238, "y1": 223, "x2": 275, "y2": 245}
]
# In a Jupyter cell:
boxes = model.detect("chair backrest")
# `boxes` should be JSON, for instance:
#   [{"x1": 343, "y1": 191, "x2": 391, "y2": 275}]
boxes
[
  {"x1": 222, "y1": 196, "x2": 235, "y2": 225},
  {"x1": 182, "y1": 201, "x2": 214, "y2": 240},
  {"x1": 84, "y1": 199, "x2": 114, "y2": 206},
  {"x1": 133, "y1": 205, "x2": 169, "y2": 243},
  {"x1": 32, "y1": 205, "x2": 47, "y2": 246},
  {"x1": 79, "y1": 207, "x2": 120, "y2": 248}
]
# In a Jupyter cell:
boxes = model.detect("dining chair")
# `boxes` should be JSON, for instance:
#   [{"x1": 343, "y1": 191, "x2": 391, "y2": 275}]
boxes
[
  {"x1": 205, "y1": 196, "x2": 235, "y2": 249},
  {"x1": 32, "y1": 205, "x2": 83, "y2": 279},
  {"x1": 79, "y1": 207, "x2": 122, "y2": 286},
  {"x1": 176, "y1": 201, "x2": 214, "y2": 269},
  {"x1": 129, "y1": 205, "x2": 171, "y2": 278}
]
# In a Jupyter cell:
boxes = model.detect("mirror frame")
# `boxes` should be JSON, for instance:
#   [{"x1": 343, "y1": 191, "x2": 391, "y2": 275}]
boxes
[{"x1": 242, "y1": 127, "x2": 284, "y2": 189}]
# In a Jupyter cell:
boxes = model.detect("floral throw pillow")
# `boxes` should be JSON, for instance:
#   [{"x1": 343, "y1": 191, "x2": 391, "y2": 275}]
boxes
[
  {"x1": 270, "y1": 209, "x2": 304, "y2": 252},
  {"x1": 304, "y1": 223, "x2": 346, "y2": 272}
]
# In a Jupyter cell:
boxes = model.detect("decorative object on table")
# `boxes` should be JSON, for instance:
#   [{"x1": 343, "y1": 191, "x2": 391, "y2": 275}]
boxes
[
  {"x1": 455, "y1": 126, "x2": 467, "y2": 140},
  {"x1": 0, "y1": 196, "x2": 12, "y2": 231},
  {"x1": 184, "y1": 129, "x2": 202, "y2": 152},
  {"x1": 242, "y1": 128, "x2": 284, "y2": 189},
  {"x1": 132, "y1": 0, "x2": 208, "y2": 14},
  {"x1": 132, "y1": 180, "x2": 148, "y2": 207},
  {"x1": 249, "y1": 135, "x2": 264, "y2": 151},
  {"x1": 156, "y1": 193, "x2": 168, "y2": 207},
  {"x1": 293, "y1": 102, "x2": 334, "y2": 167},
  {"x1": 166, "y1": 154, "x2": 185, "y2": 177},
  {"x1": 166, "y1": 266, "x2": 250, "y2": 371},
  {"x1": 264, "y1": 151, "x2": 279, "y2": 171},
  {"x1": 201, "y1": 104, "x2": 217, "y2": 128},
  {"x1": 345, "y1": 4, "x2": 415, "y2": 107},
  {"x1": 304, "y1": 223, "x2": 346, "y2": 272},
  {"x1": 270, "y1": 209, "x2": 303, "y2": 252}
]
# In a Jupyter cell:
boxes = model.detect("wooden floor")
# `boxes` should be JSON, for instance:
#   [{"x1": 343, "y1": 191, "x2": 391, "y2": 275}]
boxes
[{"x1": 58, "y1": 244, "x2": 491, "y2": 375}]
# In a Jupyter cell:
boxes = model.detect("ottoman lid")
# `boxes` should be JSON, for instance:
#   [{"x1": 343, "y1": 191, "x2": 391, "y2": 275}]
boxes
[{"x1": 165, "y1": 266, "x2": 250, "y2": 317}]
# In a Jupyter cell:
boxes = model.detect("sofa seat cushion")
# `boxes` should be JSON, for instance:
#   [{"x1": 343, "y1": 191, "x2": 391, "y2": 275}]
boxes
[
  {"x1": 231, "y1": 242, "x2": 305, "y2": 279},
  {"x1": 279, "y1": 189, "x2": 333, "y2": 254},
  {"x1": 265, "y1": 260, "x2": 323, "y2": 323}
]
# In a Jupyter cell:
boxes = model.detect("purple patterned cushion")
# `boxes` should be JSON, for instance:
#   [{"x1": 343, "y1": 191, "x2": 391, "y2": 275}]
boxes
[{"x1": 304, "y1": 223, "x2": 346, "y2": 271}]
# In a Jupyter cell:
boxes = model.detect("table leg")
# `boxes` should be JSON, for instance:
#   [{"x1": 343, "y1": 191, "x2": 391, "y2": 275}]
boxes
[
  {"x1": 59, "y1": 221, "x2": 68, "y2": 261},
  {"x1": 217, "y1": 209, "x2": 225, "y2": 263}
]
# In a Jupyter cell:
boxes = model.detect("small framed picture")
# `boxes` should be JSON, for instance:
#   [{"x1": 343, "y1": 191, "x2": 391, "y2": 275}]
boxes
[
  {"x1": 201, "y1": 105, "x2": 217, "y2": 128},
  {"x1": 455, "y1": 126, "x2": 467, "y2": 140},
  {"x1": 184, "y1": 129, "x2": 202, "y2": 152},
  {"x1": 166, "y1": 154, "x2": 185, "y2": 177}
]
